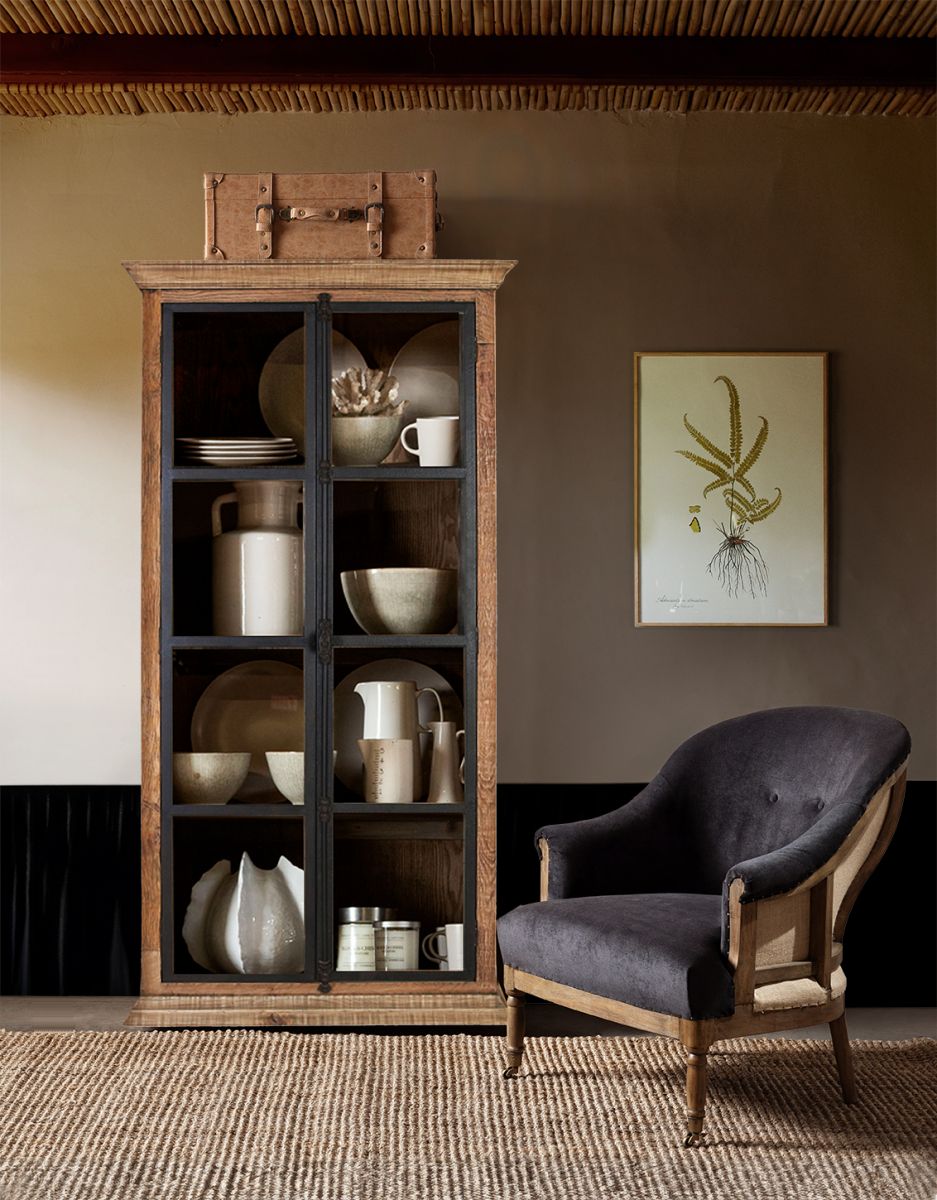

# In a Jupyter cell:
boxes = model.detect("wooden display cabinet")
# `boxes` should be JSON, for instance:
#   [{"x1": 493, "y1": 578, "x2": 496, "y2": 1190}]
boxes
[{"x1": 125, "y1": 260, "x2": 514, "y2": 1027}]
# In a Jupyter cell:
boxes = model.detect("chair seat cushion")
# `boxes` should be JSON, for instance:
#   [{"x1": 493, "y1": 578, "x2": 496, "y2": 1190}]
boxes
[{"x1": 497, "y1": 893, "x2": 734, "y2": 1020}]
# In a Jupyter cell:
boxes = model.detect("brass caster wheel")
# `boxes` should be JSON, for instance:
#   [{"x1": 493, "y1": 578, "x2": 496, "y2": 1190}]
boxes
[
  {"x1": 502, "y1": 1066, "x2": 519, "y2": 1080},
  {"x1": 682, "y1": 1131, "x2": 705, "y2": 1149}
]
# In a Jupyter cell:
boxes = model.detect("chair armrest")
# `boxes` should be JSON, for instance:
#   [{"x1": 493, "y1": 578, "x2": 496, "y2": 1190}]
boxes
[
  {"x1": 535, "y1": 774, "x2": 678, "y2": 900},
  {"x1": 724, "y1": 800, "x2": 865, "y2": 911},
  {"x1": 720, "y1": 780, "x2": 896, "y2": 960}
]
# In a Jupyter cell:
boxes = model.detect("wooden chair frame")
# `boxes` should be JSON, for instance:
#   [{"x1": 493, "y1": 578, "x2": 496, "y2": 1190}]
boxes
[{"x1": 501, "y1": 765, "x2": 908, "y2": 1146}]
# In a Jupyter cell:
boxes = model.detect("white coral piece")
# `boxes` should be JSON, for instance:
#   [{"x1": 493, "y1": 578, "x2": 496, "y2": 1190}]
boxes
[{"x1": 331, "y1": 367, "x2": 405, "y2": 416}]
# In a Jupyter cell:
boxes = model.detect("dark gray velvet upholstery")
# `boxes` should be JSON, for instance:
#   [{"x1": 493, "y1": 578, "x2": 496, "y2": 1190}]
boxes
[
  {"x1": 497, "y1": 894, "x2": 733, "y2": 1019},
  {"x1": 497, "y1": 707, "x2": 909, "y2": 1018}
]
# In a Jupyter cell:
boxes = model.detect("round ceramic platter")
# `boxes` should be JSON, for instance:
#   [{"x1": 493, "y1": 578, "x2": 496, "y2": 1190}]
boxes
[
  {"x1": 191, "y1": 460, "x2": 298, "y2": 467},
  {"x1": 389, "y1": 322, "x2": 461, "y2": 420},
  {"x1": 186, "y1": 457, "x2": 298, "y2": 466},
  {"x1": 259, "y1": 329, "x2": 366, "y2": 445},
  {"x1": 179, "y1": 438, "x2": 295, "y2": 445},
  {"x1": 185, "y1": 449, "x2": 298, "y2": 455},
  {"x1": 333, "y1": 658, "x2": 463, "y2": 795},
  {"x1": 175, "y1": 436, "x2": 292, "y2": 446},
  {"x1": 191, "y1": 661, "x2": 304, "y2": 776}
]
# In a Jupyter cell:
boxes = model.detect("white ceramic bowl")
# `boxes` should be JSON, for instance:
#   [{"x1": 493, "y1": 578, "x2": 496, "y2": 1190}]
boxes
[
  {"x1": 172, "y1": 752, "x2": 251, "y2": 805},
  {"x1": 341, "y1": 568, "x2": 458, "y2": 635},
  {"x1": 266, "y1": 751, "x2": 305, "y2": 805},
  {"x1": 332, "y1": 415, "x2": 402, "y2": 466}
]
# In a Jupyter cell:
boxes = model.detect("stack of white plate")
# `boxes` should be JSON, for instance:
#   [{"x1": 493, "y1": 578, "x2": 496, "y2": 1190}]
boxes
[{"x1": 178, "y1": 437, "x2": 299, "y2": 466}]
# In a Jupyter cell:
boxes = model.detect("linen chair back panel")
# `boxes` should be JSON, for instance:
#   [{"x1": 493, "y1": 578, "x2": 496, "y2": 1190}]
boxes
[{"x1": 665, "y1": 707, "x2": 911, "y2": 895}]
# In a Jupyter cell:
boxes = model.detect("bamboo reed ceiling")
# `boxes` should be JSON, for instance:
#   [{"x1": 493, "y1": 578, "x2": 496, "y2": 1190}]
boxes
[
  {"x1": 1, "y1": 1, "x2": 934, "y2": 117},
  {"x1": 3, "y1": 1, "x2": 935, "y2": 38}
]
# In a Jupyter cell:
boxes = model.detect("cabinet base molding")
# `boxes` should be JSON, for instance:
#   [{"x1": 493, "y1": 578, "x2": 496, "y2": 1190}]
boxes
[{"x1": 125, "y1": 992, "x2": 507, "y2": 1029}]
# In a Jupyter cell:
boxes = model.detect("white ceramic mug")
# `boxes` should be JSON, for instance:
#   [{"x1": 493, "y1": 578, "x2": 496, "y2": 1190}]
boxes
[
  {"x1": 421, "y1": 926, "x2": 447, "y2": 969},
  {"x1": 422, "y1": 923, "x2": 463, "y2": 970},
  {"x1": 358, "y1": 738, "x2": 414, "y2": 804},
  {"x1": 400, "y1": 416, "x2": 460, "y2": 467}
]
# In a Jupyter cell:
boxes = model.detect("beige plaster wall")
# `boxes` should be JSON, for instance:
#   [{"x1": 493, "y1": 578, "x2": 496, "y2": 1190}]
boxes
[{"x1": 1, "y1": 109, "x2": 934, "y2": 784}]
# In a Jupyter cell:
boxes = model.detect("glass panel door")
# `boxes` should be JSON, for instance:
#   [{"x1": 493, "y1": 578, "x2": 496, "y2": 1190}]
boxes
[{"x1": 322, "y1": 302, "x2": 477, "y2": 982}]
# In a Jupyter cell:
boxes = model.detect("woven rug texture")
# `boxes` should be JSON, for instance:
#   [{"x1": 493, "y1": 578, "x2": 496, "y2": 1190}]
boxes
[{"x1": 0, "y1": 1031, "x2": 934, "y2": 1200}]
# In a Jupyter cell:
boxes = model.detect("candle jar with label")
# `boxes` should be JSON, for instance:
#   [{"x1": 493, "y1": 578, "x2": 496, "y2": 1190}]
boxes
[{"x1": 375, "y1": 920, "x2": 420, "y2": 971}]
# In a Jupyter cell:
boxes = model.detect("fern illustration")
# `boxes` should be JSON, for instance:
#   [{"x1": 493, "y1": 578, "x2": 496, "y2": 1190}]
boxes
[{"x1": 676, "y1": 376, "x2": 782, "y2": 597}]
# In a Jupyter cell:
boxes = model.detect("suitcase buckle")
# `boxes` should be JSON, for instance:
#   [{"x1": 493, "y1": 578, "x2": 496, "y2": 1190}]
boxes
[
  {"x1": 254, "y1": 202, "x2": 275, "y2": 234},
  {"x1": 365, "y1": 201, "x2": 384, "y2": 232}
]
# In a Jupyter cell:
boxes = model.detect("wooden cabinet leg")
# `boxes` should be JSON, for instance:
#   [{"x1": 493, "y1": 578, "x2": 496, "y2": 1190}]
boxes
[
  {"x1": 830, "y1": 1013, "x2": 857, "y2": 1104},
  {"x1": 503, "y1": 990, "x2": 526, "y2": 1079}
]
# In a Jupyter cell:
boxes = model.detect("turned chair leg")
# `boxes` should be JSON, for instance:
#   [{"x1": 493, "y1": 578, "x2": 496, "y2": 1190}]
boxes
[
  {"x1": 829, "y1": 1013, "x2": 857, "y2": 1105},
  {"x1": 503, "y1": 990, "x2": 526, "y2": 1079},
  {"x1": 684, "y1": 1049, "x2": 709, "y2": 1147}
]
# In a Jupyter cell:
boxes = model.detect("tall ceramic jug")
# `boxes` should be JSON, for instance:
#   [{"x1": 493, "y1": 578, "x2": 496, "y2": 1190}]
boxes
[
  {"x1": 354, "y1": 680, "x2": 442, "y2": 800},
  {"x1": 212, "y1": 481, "x2": 303, "y2": 636}
]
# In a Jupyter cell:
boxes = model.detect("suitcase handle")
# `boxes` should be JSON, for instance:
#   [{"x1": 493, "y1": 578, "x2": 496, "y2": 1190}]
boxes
[{"x1": 276, "y1": 206, "x2": 364, "y2": 223}]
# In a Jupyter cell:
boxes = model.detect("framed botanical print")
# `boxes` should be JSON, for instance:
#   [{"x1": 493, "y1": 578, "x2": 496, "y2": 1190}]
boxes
[{"x1": 634, "y1": 352, "x2": 828, "y2": 626}]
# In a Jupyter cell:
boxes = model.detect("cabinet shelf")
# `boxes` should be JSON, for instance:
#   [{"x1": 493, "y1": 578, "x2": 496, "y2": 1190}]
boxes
[
  {"x1": 332, "y1": 466, "x2": 466, "y2": 481},
  {"x1": 170, "y1": 804, "x2": 304, "y2": 818},
  {"x1": 333, "y1": 634, "x2": 468, "y2": 650},
  {"x1": 170, "y1": 466, "x2": 306, "y2": 482},
  {"x1": 334, "y1": 803, "x2": 464, "y2": 815},
  {"x1": 170, "y1": 636, "x2": 306, "y2": 650}
]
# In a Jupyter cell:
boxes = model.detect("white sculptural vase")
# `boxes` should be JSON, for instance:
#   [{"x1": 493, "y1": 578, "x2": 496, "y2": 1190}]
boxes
[{"x1": 182, "y1": 852, "x2": 304, "y2": 974}]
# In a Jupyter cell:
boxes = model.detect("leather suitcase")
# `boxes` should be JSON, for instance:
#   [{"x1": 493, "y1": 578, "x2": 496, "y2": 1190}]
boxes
[{"x1": 204, "y1": 170, "x2": 439, "y2": 261}]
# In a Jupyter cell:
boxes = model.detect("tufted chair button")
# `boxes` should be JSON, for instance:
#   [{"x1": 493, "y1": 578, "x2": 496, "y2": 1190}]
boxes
[
  {"x1": 769, "y1": 793, "x2": 779, "y2": 804},
  {"x1": 816, "y1": 799, "x2": 826, "y2": 811}
]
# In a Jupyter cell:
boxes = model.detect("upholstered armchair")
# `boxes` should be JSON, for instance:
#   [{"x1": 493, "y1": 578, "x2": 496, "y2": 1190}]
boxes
[{"x1": 497, "y1": 707, "x2": 910, "y2": 1146}]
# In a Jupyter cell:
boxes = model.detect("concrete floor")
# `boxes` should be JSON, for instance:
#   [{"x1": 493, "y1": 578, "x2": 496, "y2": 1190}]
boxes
[{"x1": 0, "y1": 996, "x2": 934, "y2": 1038}]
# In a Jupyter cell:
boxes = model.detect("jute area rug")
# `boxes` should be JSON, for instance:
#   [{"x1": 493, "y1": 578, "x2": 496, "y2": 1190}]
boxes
[{"x1": 1, "y1": 1032, "x2": 934, "y2": 1200}]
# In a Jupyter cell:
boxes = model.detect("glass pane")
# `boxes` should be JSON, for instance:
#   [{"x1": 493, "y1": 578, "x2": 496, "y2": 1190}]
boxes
[
  {"x1": 334, "y1": 481, "x2": 461, "y2": 637},
  {"x1": 172, "y1": 481, "x2": 305, "y2": 638},
  {"x1": 171, "y1": 310, "x2": 305, "y2": 463},
  {"x1": 330, "y1": 312, "x2": 461, "y2": 468}
]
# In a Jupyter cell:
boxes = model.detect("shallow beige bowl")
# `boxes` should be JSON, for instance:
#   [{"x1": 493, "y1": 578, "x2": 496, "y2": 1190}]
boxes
[
  {"x1": 266, "y1": 751, "x2": 305, "y2": 805},
  {"x1": 332, "y1": 415, "x2": 401, "y2": 466},
  {"x1": 172, "y1": 752, "x2": 251, "y2": 805},
  {"x1": 341, "y1": 567, "x2": 458, "y2": 635}
]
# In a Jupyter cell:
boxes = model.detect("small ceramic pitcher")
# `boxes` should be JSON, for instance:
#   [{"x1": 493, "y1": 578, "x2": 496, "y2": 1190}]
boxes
[{"x1": 426, "y1": 722, "x2": 465, "y2": 804}]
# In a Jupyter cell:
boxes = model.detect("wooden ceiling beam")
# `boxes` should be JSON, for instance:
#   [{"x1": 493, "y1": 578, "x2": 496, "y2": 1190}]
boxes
[{"x1": 2, "y1": 33, "x2": 934, "y2": 90}]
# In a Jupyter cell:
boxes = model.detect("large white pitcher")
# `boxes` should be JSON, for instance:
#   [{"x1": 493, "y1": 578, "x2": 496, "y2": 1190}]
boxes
[
  {"x1": 354, "y1": 680, "x2": 443, "y2": 800},
  {"x1": 212, "y1": 481, "x2": 303, "y2": 636}
]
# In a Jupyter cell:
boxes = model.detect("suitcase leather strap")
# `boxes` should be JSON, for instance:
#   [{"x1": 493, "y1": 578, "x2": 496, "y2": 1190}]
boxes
[
  {"x1": 366, "y1": 171, "x2": 384, "y2": 257},
  {"x1": 205, "y1": 173, "x2": 225, "y2": 260},
  {"x1": 255, "y1": 172, "x2": 274, "y2": 259}
]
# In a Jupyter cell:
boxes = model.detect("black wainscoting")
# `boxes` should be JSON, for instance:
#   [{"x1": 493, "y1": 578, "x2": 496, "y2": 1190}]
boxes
[
  {"x1": 1, "y1": 782, "x2": 933, "y2": 1004},
  {"x1": 1, "y1": 786, "x2": 140, "y2": 995}
]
